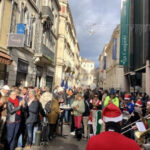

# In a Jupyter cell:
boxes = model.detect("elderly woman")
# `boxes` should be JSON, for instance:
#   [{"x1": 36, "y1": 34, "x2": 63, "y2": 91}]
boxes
[
  {"x1": 6, "y1": 90, "x2": 24, "y2": 150},
  {"x1": 25, "y1": 89, "x2": 39, "y2": 149},
  {"x1": 47, "y1": 96, "x2": 60, "y2": 140},
  {"x1": 71, "y1": 94, "x2": 85, "y2": 140}
]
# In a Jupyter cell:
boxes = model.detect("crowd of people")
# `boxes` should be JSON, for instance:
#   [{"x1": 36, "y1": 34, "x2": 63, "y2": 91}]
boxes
[{"x1": 0, "y1": 84, "x2": 149, "y2": 150}]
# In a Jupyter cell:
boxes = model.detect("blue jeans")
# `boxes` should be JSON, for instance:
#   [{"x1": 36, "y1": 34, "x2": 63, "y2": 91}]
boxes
[
  {"x1": 26, "y1": 123, "x2": 34, "y2": 145},
  {"x1": 17, "y1": 133, "x2": 23, "y2": 147},
  {"x1": 65, "y1": 110, "x2": 70, "y2": 122},
  {"x1": 7, "y1": 122, "x2": 20, "y2": 150},
  {"x1": 32, "y1": 125, "x2": 38, "y2": 144}
]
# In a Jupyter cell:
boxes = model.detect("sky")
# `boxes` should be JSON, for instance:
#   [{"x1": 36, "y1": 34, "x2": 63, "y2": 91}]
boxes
[{"x1": 68, "y1": 0, "x2": 121, "y2": 67}]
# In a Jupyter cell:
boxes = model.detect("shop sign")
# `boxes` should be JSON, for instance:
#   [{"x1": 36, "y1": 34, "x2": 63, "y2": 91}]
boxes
[
  {"x1": 119, "y1": 0, "x2": 130, "y2": 66},
  {"x1": 7, "y1": 33, "x2": 25, "y2": 47},
  {"x1": 17, "y1": 24, "x2": 26, "y2": 34}
]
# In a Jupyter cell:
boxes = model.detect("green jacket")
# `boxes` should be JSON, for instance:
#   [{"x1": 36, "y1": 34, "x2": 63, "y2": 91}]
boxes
[
  {"x1": 104, "y1": 96, "x2": 119, "y2": 107},
  {"x1": 71, "y1": 100, "x2": 85, "y2": 116}
]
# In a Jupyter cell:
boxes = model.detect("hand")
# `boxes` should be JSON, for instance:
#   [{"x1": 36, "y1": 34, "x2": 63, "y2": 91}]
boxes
[
  {"x1": 60, "y1": 109, "x2": 64, "y2": 113},
  {"x1": 19, "y1": 100, "x2": 25, "y2": 107},
  {"x1": 109, "y1": 99, "x2": 113, "y2": 104}
]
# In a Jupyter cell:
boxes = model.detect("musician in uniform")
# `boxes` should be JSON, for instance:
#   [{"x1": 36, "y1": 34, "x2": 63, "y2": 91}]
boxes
[
  {"x1": 86, "y1": 103, "x2": 140, "y2": 150},
  {"x1": 122, "y1": 99, "x2": 142, "y2": 139}
]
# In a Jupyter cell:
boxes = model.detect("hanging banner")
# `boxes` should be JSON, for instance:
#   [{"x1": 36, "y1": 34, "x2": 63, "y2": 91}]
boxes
[
  {"x1": 119, "y1": 0, "x2": 130, "y2": 66},
  {"x1": 112, "y1": 38, "x2": 117, "y2": 60}
]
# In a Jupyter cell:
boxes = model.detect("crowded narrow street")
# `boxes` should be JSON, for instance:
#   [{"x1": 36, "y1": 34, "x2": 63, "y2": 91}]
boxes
[
  {"x1": 31, "y1": 125, "x2": 87, "y2": 150},
  {"x1": 0, "y1": 0, "x2": 150, "y2": 150}
]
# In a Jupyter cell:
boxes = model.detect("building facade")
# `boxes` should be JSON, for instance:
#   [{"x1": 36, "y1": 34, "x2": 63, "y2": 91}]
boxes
[
  {"x1": 0, "y1": 0, "x2": 12, "y2": 86},
  {"x1": 6, "y1": 0, "x2": 60, "y2": 90},
  {"x1": 80, "y1": 58, "x2": 95, "y2": 89},
  {"x1": 122, "y1": 0, "x2": 150, "y2": 93},
  {"x1": 54, "y1": 0, "x2": 80, "y2": 88},
  {"x1": 99, "y1": 25, "x2": 127, "y2": 91}
]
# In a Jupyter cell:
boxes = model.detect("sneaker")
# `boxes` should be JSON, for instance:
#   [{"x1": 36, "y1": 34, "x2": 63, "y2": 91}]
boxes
[
  {"x1": 15, "y1": 147, "x2": 23, "y2": 150},
  {"x1": 24, "y1": 145, "x2": 31, "y2": 150},
  {"x1": 70, "y1": 131, "x2": 75, "y2": 136}
]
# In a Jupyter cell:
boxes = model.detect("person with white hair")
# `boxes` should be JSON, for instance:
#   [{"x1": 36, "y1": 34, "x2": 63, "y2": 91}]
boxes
[{"x1": 40, "y1": 87, "x2": 52, "y2": 109}]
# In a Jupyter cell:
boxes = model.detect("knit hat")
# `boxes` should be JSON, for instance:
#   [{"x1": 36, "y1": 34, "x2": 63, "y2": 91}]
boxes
[
  {"x1": 135, "y1": 100, "x2": 142, "y2": 107},
  {"x1": 102, "y1": 104, "x2": 122, "y2": 123},
  {"x1": 2, "y1": 85, "x2": 10, "y2": 90},
  {"x1": 124, "y1": 94, "x2": 131, "y2": 100}
]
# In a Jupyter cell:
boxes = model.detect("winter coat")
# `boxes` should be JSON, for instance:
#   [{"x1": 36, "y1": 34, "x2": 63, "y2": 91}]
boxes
[
  {"x1": 47, "y1": 99, "x2": 60, "y2": 124},
  {"x1": 86, "y1": 131, "x2": 140, "y2": 150},
  {"x1": 71, "y1": 100, "x2": 85, "y2": 116},
  {"x1": 83, "y1": 99, "x2": 90, "y2": 117},
  {"x1": 6, "y1": 101, "x2": 21, "y2": 123},
  {"x1": 40, "y1": 92, "x2": 52, "y2": 109},
  {"x1": 26, "y1": 100, "x2": 39, "y2": 124}
]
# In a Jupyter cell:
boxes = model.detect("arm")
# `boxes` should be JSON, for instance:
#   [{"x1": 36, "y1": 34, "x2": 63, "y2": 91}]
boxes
[
  {"x1": 104, "y1": 96, "x2": 110, "y2": 107},
  {"x1": 51, "y1": 100, "x2": 60, "y2": 114},
  {"x1": 28, "y1": 101, "x2": 39, "y2": 114},
  {"x1": 76, "y1": 101, "x2": 85, "y2": 114},
  {"x1": 7, "y1": 102, "x2": 21, "y2": 115},
  {"x1": 113, "y1": 97, "x2": 119, "y2": 107}
]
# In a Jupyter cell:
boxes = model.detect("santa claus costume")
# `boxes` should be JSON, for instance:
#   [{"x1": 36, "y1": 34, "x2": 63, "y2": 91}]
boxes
[{"x1": 86, "y1": 104, "x2": 140, "y2": 150}]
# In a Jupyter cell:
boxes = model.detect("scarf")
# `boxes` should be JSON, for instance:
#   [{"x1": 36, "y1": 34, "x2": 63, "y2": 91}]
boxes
[{"x1": 8, "y1": 97, "x2": 21, "y2": 115}]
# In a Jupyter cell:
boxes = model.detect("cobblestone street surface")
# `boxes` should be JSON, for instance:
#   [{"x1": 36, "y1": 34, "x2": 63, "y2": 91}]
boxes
[{"x1": 31, "y1": 125, "x2": 87, "y2": 150}]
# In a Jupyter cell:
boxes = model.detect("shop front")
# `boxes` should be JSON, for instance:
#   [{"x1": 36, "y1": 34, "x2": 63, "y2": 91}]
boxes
[
  {"x1": 46, "y1": 68, "x2": 54, "y2": 91},
  {"x1": 16, "y1": 59, "x2": 28, "y2": 87},
  {"x1": 0, "y1": 51, "x2": 12, "y2": 85},
  {"x1": 35, "y1": 66, "x2": 43, "y2": 88}
]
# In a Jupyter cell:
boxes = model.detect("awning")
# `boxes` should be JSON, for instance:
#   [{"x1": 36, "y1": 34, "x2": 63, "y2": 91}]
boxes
[{"x1": 0, "y1": 51, "x2": 12, "y2": 65}]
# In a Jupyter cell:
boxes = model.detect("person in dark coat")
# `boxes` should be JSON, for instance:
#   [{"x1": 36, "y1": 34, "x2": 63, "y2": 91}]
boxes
[{"x1": 25, "y1": 90, "x2": 39, "y2": 150}]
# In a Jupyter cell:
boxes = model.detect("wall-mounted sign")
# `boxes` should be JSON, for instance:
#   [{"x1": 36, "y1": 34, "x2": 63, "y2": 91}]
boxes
[
  {"x1": 7, "y1": 33, "x2": 25, "y2": 47},
  {"x1": 17, "y1": 24, "x2": 26, "y2": 34}
]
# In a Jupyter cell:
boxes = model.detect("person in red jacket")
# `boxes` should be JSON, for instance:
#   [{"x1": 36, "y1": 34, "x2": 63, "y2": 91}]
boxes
[{"x1": 86, "y1": 103, "x2": 140, "y2": 150}]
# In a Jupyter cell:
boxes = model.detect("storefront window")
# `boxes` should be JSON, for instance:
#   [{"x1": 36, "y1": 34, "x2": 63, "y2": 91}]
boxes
[{"x1": 0, "y1": 64, "x2": 6, "y2": 84}]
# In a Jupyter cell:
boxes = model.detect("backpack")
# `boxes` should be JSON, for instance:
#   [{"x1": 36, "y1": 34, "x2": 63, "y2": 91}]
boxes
[{"x1": 45, "y1": 100, "x2": 52, "y2": 113}]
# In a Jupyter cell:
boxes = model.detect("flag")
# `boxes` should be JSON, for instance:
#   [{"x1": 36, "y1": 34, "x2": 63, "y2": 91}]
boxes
[
  {"x1": 65, "y1": 80, "x2": 68, "y2": 90},
  {"x1": 112, "y1": 38, "x2": 117, "y2": 60},
  {"x1": 61, "y1": 80, "x2": 65, "y2": 87}
]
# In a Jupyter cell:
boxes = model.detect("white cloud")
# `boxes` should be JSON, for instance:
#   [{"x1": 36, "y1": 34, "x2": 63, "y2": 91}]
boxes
[{"x1": 68, "y1": 0, "x2": 121, "y2": 67}]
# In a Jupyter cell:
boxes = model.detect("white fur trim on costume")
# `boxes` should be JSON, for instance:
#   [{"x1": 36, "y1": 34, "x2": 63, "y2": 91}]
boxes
[
  {"x1": 98, "y1": 119, "x2": 104, "y2": 125},
  {"x1": 124, "y1": 98, "x2": 130, "y2": 100},
  {"x1": 135, "y1": 103, "x2": 142, "y2": 107},
  {"x1": 103, "y1": 114, "x2": 123, "y2": 123}
]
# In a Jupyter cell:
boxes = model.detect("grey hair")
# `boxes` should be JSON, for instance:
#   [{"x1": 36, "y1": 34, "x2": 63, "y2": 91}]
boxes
[
  {"x1": 10, "y1": 90, "x2": 17, "y2": 96},
  {"x1": 45, "y1": 86, "x2": 50, "y2": 92},
  {"x1": 29, "y1": 89, "x2": 36, "y2": 97}
]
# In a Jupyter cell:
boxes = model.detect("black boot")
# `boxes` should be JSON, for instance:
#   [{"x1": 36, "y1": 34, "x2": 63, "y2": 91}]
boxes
[{"x1": 76, "y1": 128, "x2": 82, "y2": 141}]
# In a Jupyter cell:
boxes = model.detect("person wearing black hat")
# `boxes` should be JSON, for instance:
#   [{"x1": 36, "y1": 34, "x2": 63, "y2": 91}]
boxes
[{"x1": 103, "y1": 90, "x2": 119, "y2": 107}]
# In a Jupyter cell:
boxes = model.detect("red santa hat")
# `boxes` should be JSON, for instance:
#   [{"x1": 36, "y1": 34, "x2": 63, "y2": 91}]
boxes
[
  {"x1": 135, "y1": 100, "x2": 142, "y2": 107},
  {"x1": 124, "y1": 94, "x2": 131, "y2": 100},
  {"x1": 102, "y1": 104, "x2": 122, "y2": 123}
]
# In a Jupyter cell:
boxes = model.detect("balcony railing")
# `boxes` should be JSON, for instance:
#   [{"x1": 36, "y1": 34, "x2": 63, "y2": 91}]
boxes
[
  {"x1": 40, "y1": 44, "x2": 54, "y2": 62},
  {"x1": 42, "y1": 6, "x2": 54, "y2": 23}
]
